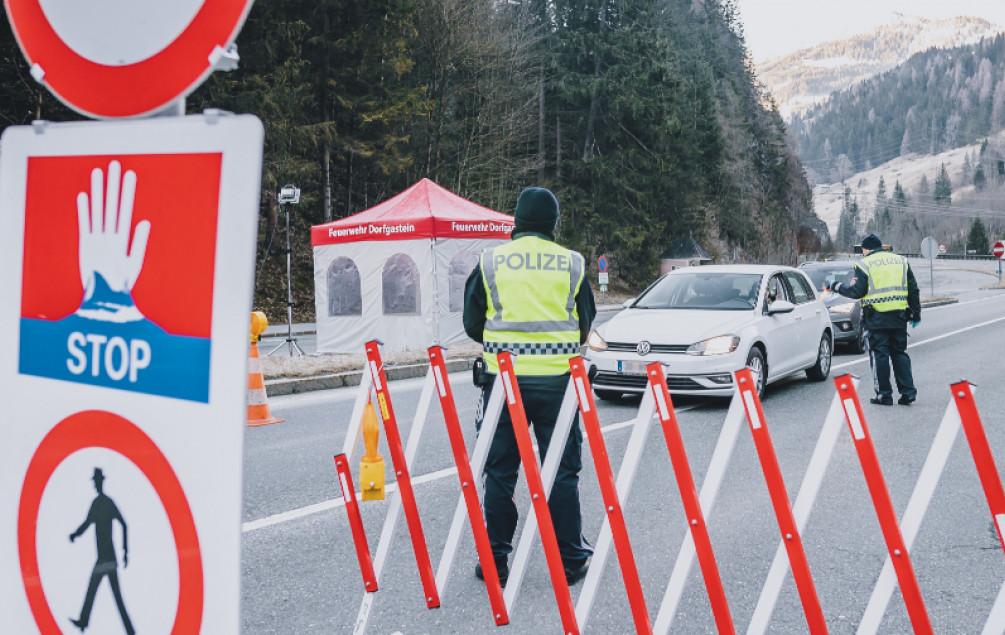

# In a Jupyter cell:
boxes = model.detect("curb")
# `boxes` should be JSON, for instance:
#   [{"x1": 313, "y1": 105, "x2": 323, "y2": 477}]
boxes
[
  {"x1": 920, "y1": 298, "x2": 958, "y2": 309},
  {"x1": 265, "y1": 357, "x2": 478, "y2": 396}
]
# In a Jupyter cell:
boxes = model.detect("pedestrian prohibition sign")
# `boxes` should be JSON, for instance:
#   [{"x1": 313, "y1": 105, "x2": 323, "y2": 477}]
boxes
[
  {"x1": 0, "y1": 114, "x2": 263, "y2": 633},
  {"x1": 18, "y1": 411, "x2": 203, "y2": 633},
  {"x1": 4, "y1": 0, "x2": 254, "y2": 118}
]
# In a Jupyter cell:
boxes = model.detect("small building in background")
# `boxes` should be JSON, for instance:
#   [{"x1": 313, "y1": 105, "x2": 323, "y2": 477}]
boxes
[{"x1": 659, "y1": 236, "x2": 712, "y2": 274}]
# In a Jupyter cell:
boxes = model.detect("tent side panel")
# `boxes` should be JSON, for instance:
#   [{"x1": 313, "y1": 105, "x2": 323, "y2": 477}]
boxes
[
  {"x1": 433, "y1": 238, "x2": 505, "y2": 346},
  {"x1": 313, "y1": 239, "x2": 435, "y2": 354}
]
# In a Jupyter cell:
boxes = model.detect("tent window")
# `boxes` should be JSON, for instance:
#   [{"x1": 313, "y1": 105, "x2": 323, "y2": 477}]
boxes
[
  {"x1": 449, "y1": 251, "x2": 480, "y2": 312},
  {"x1": 383, "y1": 253, "x2": 420, "y2": 315},
  {"x1": 327, "y1": 257, "x2": 362, "y2": 317}
]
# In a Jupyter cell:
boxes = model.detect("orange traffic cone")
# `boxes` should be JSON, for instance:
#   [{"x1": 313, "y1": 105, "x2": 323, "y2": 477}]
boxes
[{"x1": 248, "y1": 311, "x2": 282, "y2": 427}]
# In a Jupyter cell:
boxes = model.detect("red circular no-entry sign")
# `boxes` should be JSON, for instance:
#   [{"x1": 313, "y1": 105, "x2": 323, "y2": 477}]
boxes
[
  {"x1": 993, "y1": 241, "x2": 1005, "y2": 259},
  {"x1": 3, "y1": 0, "x2": 253, "y2": 118},
  {"x1": 17, "y1": 410, "x2": 203, "y2": 634}
]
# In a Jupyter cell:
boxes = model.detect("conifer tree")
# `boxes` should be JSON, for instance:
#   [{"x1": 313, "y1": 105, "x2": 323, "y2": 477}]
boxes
[
  {"x1": 974, "y1": 163, "x2": 988, "y2": 191},
  {"x1": 967, "y1": 218, "x2": 990, "y2": 255},
  {"x1": 934, "y1": 163, "x2": 952, "y2": 206}
]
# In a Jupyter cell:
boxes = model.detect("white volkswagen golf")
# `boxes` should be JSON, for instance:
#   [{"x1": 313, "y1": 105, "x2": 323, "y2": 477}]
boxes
[{"x1": 585, "y1": 265, "x2": 833, "y2": 399}]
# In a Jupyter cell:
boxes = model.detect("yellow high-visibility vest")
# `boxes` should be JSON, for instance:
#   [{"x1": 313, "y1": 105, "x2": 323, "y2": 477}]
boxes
[
  {"x1": 480, "y1": 236, "x2": 585, "y2": 375},
  {"x1": 857, "y1": 251, "x2": 909, "y2": 312}
]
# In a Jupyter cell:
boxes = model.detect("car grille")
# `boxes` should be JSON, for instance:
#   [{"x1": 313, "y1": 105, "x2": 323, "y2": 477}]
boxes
[
  {"x1": 606, "y1": 342, "x2": 690, "y2": 354},
  {"x1": 593, "y1": 371, "x2": 707, "y2": 391}
]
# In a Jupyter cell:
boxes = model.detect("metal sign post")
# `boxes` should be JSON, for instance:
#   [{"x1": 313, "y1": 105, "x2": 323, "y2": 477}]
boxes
[{"x1": 920, "y1": 236, "x2": 938, "y2": 297}]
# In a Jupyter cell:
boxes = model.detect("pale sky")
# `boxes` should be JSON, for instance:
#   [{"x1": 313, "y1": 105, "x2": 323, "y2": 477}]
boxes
[{"x1": 736, "y1": 0, "x2": 1005, "y2": 62}]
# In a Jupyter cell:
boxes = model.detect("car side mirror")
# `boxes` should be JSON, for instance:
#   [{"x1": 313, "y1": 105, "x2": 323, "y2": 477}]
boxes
[
  {"x1": 621, "y1": 297, "x2": 635, "y2": 309},
  {"x1": 767, "y1": 300, "x2": 795, "y2": 315}
]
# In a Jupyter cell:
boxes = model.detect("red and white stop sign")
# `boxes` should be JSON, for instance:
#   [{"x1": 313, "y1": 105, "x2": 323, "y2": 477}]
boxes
[
  {"x1": 993, "y1": 241, "x2": 1005, "y2": 259},
  {"x1": 4, "y1": 0, "x2": 253, "y2": 119}
]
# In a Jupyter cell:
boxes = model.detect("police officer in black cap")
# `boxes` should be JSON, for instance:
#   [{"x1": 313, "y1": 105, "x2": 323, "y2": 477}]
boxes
[
  {"x1": 828, "y1": 234, "x2": 921, "y2": 405},
  {"x1": 463, "y1": 186, "x2": 595, "y2": 586}
]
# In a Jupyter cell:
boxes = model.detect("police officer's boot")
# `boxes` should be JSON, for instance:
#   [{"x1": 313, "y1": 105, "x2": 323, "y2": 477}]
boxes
[{"x1": 475, "y1": 555, "x2": 509, "y2": 586}]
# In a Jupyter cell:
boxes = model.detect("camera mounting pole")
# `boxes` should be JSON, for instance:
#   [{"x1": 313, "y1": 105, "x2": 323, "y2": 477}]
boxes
[{"x1": 269, "y1": 185, "x2": 305, "y2": 357}]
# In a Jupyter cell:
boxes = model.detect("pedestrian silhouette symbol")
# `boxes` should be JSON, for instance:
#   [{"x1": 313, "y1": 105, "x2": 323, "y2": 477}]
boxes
[{"x1": 68, "y1": 467, "x2": 135, "y2": 634}]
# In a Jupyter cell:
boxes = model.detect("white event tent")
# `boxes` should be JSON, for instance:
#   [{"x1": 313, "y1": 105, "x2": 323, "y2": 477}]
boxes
[{"x1": 311, "y1": 178, "x2": 514, "y2": 353}]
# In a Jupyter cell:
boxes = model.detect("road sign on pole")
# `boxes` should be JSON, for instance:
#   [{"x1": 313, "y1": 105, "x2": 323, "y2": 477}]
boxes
[
  {"x1": 0, "y1": 114, "x2": 263, "y2": 633},
  {"x1": 4, "y1": 0, "x2": 253, "y2": 118},
  {"x1": 994, "y1": 241, "x2": 1005, "y2": 283},
  {"x1": 597, "y1": 254, "x2": 609, "y2": 273},
  {"x1": 920, "y1": 236, "x2": 938, "y2": 297}
]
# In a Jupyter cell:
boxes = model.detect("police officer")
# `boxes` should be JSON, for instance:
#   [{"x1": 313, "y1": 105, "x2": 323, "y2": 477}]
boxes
[
  {"x1": 829, "y1": 233, "x2": 921, "y2": 406},
  {"x1": 463, "y1": 186, "x2": 594, "y2": 586}
]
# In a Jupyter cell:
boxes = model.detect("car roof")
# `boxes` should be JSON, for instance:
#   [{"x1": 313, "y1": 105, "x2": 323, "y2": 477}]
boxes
[
  {"x1": 800, "y1": 260, "x2": 857, "y2": 269},
  {"x1": 667, "y1": 264, "x2": 793, "y2": 275}
]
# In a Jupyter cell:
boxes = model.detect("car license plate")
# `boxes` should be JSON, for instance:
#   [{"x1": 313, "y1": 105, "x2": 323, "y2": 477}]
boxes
[{"x1": 618, "y1": 360, "x2": 647, "y2": 375}]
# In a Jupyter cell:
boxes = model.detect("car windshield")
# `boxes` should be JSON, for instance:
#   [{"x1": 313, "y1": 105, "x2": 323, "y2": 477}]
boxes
[
  {"x1": 805, "y1": 267, "x2": 855, "y2": 291},
  {"x1": 634, "y1": 272, "x2": 762, "y2": 310}
]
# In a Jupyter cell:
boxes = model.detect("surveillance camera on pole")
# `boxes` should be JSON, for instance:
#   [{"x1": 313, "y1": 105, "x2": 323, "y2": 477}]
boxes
[
  {"x1": 269, "y1": 184, "x2": 306, "y2": 357},
  {"x1": 278, "y1": 184, "x2": 300, "y2": 205}
]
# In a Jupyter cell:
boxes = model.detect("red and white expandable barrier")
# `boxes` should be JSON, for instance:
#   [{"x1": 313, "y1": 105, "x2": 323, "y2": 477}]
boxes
[
  {"x1": 331, "y1": 342, "x2": 1005, "y2": 634},
  {"x1": 736, "y1": 368, "x2": 827, "y2": 634},
  {"x1": 951, "y1": 382, "x2": 1005, "y2": 635},
  {"x1": 569, "y1": 358, "x2": 652, "y2": 634},
  {"x1": 835, "y1": 375, "x2": 933, "y2": 634},
  {"x1": 497, "y1": 352, "x2": 580, "y2": 635},
  {"x1": 428, "y1": 346, "x2": 508, "y2": 625}
]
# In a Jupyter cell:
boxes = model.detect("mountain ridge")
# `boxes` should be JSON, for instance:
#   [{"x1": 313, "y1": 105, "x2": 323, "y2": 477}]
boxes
[{"x1": 759, "y1": 16, "x2": 1002, "y2": 118}]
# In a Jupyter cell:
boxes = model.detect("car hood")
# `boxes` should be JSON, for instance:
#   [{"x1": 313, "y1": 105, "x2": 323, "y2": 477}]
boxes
[
  {"x1": 598, "y1": 308, "x2": 754, "y2": 345},
  {"x1": 824, "y1": 294, "x2": 854, "y2": 308}
]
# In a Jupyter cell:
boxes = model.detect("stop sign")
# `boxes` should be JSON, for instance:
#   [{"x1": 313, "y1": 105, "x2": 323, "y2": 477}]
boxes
[{"x1": 993, "y1": 241, "x2": 1005, "y2": 259}]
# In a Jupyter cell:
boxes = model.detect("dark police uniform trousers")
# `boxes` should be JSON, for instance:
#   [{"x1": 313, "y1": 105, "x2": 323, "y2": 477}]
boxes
[
  {"x1": 477, "y1": 374, "x2": 592, "y2": 566},
  {"x1": 866, "y1": 317, "x2": 917, "y2": 401}
]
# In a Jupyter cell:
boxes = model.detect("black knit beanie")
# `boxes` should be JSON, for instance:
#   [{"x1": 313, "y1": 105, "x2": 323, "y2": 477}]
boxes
[
  {"x1": 861, "y1": 234, "x2": 883, "y2": 251},
  {"x1": 513, "y1": 187, "x2": 559, "y2": 238}
]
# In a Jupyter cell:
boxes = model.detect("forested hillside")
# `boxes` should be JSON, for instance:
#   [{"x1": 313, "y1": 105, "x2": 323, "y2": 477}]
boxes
[
  {"x1": 792, "y1": 34, "x2": 1005, "y2": 185},
  {"x1": 0, "y1": 0, "x2": 819, "y2": 318}
]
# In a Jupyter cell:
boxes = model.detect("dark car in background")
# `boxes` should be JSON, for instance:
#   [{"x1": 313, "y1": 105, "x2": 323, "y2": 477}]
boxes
[{"x1": 800, "y1": 261, "x2": 865, "y2": 353}]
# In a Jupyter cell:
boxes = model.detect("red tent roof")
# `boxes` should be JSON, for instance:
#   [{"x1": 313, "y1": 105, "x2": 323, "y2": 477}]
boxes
[{"x1": 311, "y1": 178, "x2": 514, "y2": 246}]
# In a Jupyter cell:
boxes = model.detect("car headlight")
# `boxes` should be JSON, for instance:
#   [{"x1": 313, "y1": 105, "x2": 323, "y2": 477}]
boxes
[
  {"x1": 587, "y1": 330, "x2": 608, "y2": 352},
  {"x1": 687, "y1": 335, "x2": 740, "y2": 356},
  {"x1": 828, "y1": 303, "x2": 856, "y2": 315}
]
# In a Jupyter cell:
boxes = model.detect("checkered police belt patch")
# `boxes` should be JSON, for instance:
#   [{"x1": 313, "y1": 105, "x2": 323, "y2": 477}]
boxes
[
  {"x1": 862, "y1": 294, "x2": 908, "y2": 306},
  {"x1": 483, "y1": 342, "x2": 580, "y2": 355}
]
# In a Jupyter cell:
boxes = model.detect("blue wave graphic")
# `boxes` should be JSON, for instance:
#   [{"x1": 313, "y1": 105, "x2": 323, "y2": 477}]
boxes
[{"x1": 19, "y1": 314, "x2": 211, "y2": 403}]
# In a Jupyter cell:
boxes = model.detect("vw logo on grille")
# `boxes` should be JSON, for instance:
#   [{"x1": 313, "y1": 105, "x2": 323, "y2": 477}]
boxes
[{"x1": 636, "y1": 340, "x2": 652, "y2": 356}]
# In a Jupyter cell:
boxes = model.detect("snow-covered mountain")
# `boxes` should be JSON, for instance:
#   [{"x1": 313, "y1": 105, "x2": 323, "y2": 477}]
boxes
[{"x1": 759, "y1": 16, "x2": 1002, "y2": 118}]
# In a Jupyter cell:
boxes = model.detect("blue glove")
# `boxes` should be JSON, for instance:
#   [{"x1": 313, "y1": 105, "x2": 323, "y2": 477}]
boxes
[{"x1": 910, "y1": 320, "x2": 920, "y2": 329}]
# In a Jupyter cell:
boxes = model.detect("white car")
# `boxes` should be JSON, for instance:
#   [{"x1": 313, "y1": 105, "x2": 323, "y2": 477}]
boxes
[{"x1": 585, "y1": 265, "x2": 834, "y2": 398}]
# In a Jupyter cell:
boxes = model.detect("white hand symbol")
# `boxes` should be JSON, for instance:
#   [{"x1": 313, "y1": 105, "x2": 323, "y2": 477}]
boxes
[{"x1": 76, "y1": 160, "x2": 151, "y2": 300}]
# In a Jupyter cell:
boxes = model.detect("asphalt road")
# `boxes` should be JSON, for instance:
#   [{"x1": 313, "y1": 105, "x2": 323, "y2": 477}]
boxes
[{"x1": 242, "y1": 289, "x2": 1005, "y2": 634}]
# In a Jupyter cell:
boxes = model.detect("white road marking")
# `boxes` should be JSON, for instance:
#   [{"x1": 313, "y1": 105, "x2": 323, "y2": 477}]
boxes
[
  {"x1": 833, "y1": 314, "x2": 1005, "y2": 372},
  {"x1": 242, "y1": 404, "x2": 697, "y2": 533}
]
